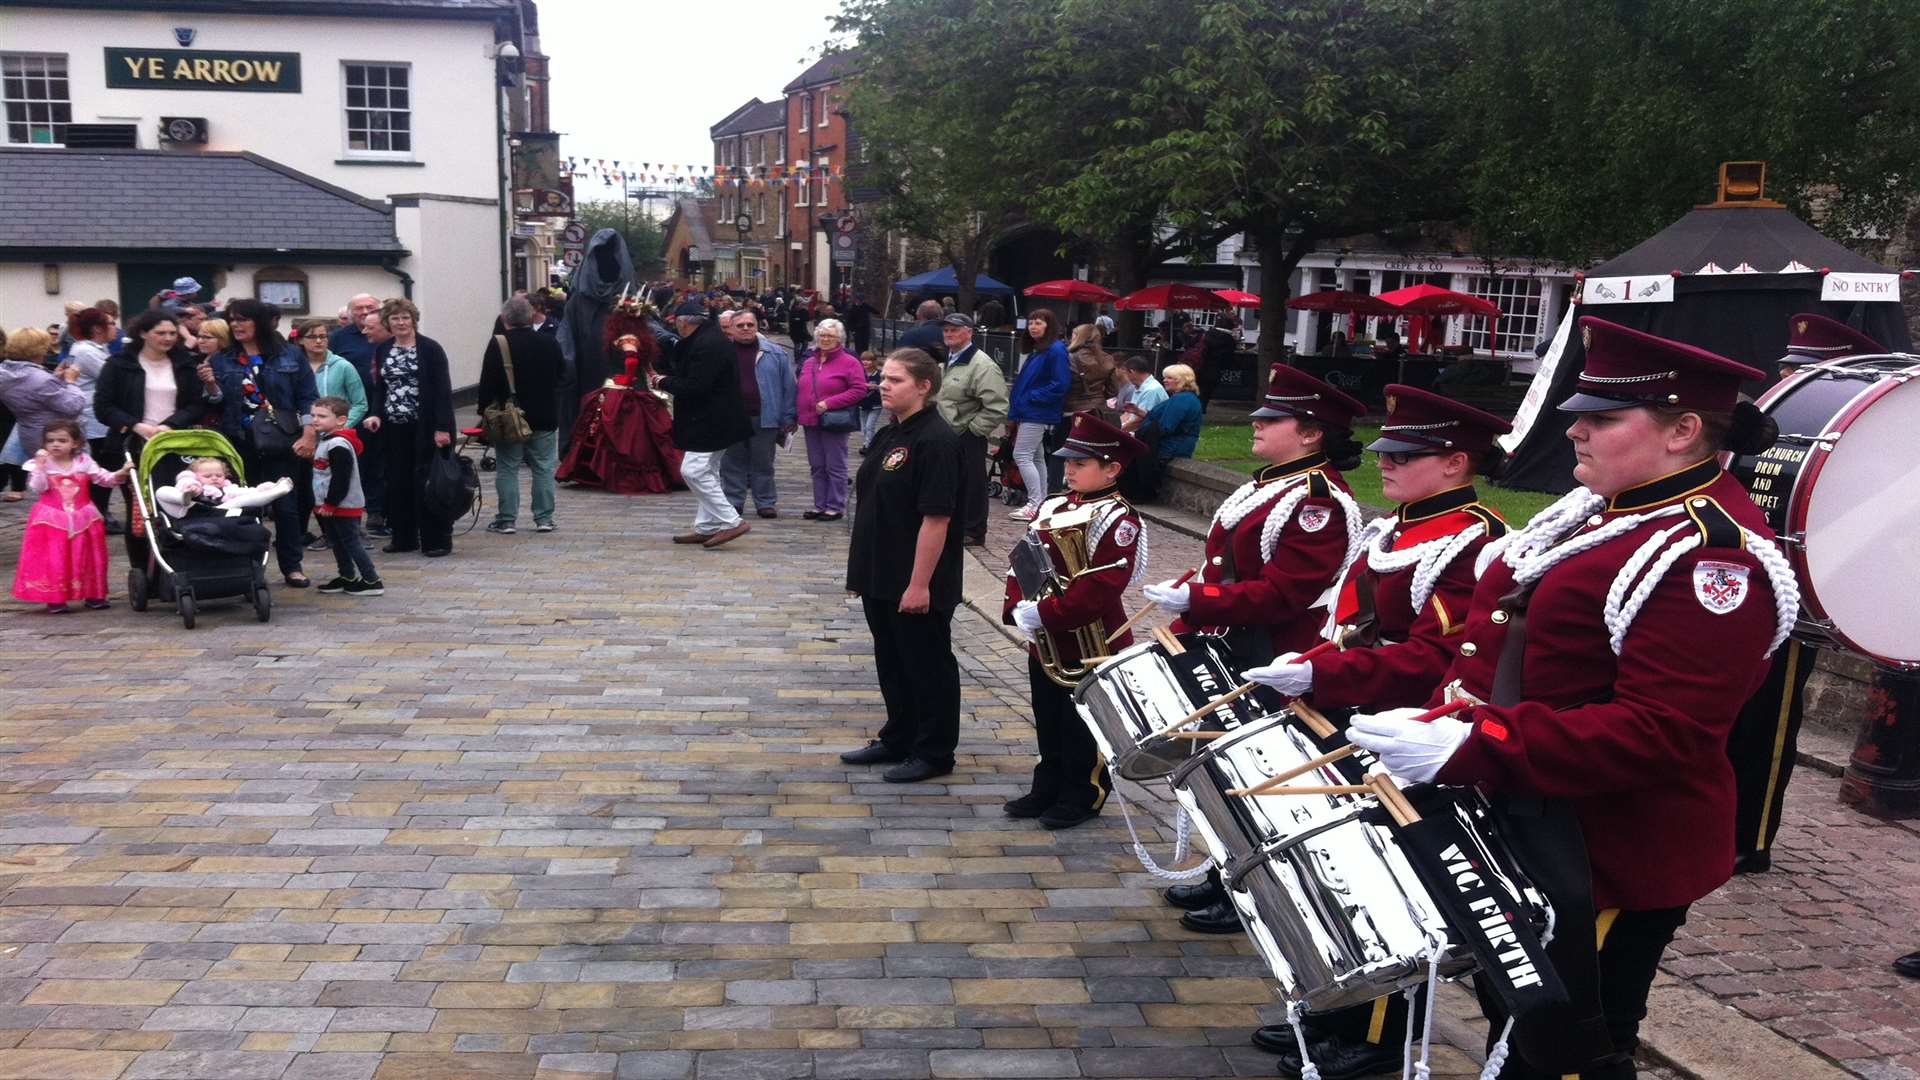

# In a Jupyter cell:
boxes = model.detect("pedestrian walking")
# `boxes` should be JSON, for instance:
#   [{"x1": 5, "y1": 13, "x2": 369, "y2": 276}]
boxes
[
  {"x1": 796, "y1": 319, "x2": 868, "y2": 522},
  {"x1": 841, "y1": 348, "x2": 964, "y2": 784},
  {"x1": 932, "y1": 314, "x2": 1008, "y2": 547},
  {"x1": 657, "y1": 303, "x2": 752, "y2": 548},
  {"x1": 479, "y1": 296, "x2": 565, "y2": 535}
]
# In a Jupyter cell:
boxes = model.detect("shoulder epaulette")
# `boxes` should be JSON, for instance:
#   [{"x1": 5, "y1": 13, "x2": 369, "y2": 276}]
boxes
[
  {"x1": 1306, "y1": 470, "x2": 1331, "y2": 499},
  {"x1": 1683, "y1": 495, "x2": 1744, "y2": 550},
  {"x1": 1463, "y1": 503, "x2": 1508, "y2": 540}
]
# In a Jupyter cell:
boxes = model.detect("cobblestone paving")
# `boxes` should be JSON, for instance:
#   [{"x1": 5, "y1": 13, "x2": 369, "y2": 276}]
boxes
[{"x1": 0, "y1": 437, "x2": 1880, "y2": 1080}]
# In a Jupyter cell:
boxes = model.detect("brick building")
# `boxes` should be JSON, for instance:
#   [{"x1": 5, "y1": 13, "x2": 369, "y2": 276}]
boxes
[
  {"x1": 781, "y1": 52, "x2": 858, "y2": 295},
  {"x1": 709, "y1": 98, "x2": 787, "y2": 291}
]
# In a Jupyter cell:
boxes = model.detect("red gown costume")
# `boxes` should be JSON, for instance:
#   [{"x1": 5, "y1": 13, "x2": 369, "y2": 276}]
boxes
[{"x1": 557, "y1": 308, "x2": 682, "y2": 493}]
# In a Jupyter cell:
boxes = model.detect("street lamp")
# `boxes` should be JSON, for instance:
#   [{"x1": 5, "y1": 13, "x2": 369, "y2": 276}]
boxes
[{"x1": 735, "y1": 210, "x2": 751, "y2": 293}]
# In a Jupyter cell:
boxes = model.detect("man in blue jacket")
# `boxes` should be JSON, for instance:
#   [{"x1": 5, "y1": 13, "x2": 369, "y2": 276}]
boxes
[{"x1": 719, "y1": 309, "x2": 797, "y2": 518}]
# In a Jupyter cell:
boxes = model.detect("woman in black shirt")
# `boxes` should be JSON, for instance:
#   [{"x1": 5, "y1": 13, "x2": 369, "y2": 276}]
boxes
[
  {"x1": 841, "y1": 348, "x2": 964, "y2": 784},
  {"x1": 364, "y1": 298, "x2": 456, "y2": 557}
]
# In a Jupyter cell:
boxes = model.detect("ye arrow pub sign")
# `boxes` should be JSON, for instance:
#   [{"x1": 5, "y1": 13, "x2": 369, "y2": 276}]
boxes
[{"x1": 105, "y1": 48, "x2": 301, "y2": 92}]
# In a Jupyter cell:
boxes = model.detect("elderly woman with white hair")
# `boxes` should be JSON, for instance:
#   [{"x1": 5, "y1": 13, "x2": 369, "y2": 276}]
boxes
[{"x1": 795, "y1": 318, "x2": 869, "y2": 521}]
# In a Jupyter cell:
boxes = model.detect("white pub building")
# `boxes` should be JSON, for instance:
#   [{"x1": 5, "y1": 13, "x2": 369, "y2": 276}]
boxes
[{"x1": 0, "y1": 0, "x2": 541, "y2": 387}]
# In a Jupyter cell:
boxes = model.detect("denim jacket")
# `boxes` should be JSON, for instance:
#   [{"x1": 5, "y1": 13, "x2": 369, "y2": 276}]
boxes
[
  {"x1": 212, "y1": 344, "x2": 317, "y2": 442},
  {"x1": 750, "y1": 335, "x2": 798, "y2": 430}
]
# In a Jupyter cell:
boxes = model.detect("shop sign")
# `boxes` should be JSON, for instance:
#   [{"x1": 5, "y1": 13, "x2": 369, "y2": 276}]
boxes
[{"x1": 105, "y1": 48, "x2": 301, "y2": 92}]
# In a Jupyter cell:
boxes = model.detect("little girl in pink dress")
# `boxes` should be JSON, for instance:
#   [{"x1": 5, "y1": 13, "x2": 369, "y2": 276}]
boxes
[{"x1": 11, "y1": 419, "x2": 130, "y2": 613}]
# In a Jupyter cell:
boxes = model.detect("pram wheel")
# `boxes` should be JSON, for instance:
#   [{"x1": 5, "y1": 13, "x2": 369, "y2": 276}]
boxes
[
  {"x1": 252, "y1": 587, "x2": 272, "y2": 623},
  {"x1": 128, "y1": 568, "x2": 148, "y2": 612},
  {"x1": 985, "y1": 480, "x2": 1003, "y2": 498},
  {"x1": 177, "y1": 590, "x2": 195, "y2": 630},
  {"x1": 1002, "y1": 488, "x2": 1025, "y2": 506}
]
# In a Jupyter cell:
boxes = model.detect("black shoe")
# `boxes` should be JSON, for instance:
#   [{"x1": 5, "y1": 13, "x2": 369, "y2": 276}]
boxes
[
  {"x1": 1895, "y1": 951, "x2": 1920, "y2": 979},
  {"x1": 1254, "y1": 1028, "x2": 1403, "y2": 1080},
  {"x1": 839, "y1": 741, "x2": 907, "y2": 766},
  {"x1": 317, "y1": 576, "x2": 355, "y2": 594},
  {"x1": 803, "y1": 510, "x2": 822, "y2": 520},
  {"x1": 1039, "y1": 804, "x2": 1099, "y2": 830},
  {"x1": 105, "y1": 516, "x2": 125, "y2": 535},
  {"x1": 422, "y1": 547, "x2": 451, "y2": 558},
  {"x1": 883, "y1": 758, "x2": 952, "y2": 784},
  {"x1": 1733, "y1": 851, "x2": 1772, "y2": 875},
  {"x1": 1179, "y1": 896, "x2": 1242, "y2": 934},
  {"x1": 382, "y1": 542, "x2": 418, "y2": 554},
  {"x1": 283, "y1": 573, "x2": 311, "y2": 589},
  {"x1": 1003, "y1": 791, "x2": 1054, "y2": 819},
  {"x1": 344, "y1": 578, "x2": 385, "y2": 596},
  {"x1": 817, "y1": 511, "x2": 843, "y2": 522},
  {"x1": 368, "y1": 521, "x2": 392, "y2": 538},
  {"x1": 1163, "y1": 878, "x2": 1225, "y2": 911}
]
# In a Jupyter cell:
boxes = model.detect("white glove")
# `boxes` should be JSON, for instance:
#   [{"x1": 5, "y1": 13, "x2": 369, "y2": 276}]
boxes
[
  {"x1": 1346, "y1": 707, "x2": 1472, "y2": 784},
  {"x1": 1143, "y1": 580, "x2": 1192, "y2": 613},
  {"x1": 1243, "y1": 659, "x2": 1313, "y2": 698},
  {"x1": 1012, "y1": 599, "x2": 1045, "y2": 634}
]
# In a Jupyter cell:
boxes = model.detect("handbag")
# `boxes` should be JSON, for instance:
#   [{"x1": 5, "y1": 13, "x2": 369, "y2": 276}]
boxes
[
  {"x1": 423, "y1": 444, "x2": 479, "y2": 522},
  {"x1": 480, "y1": 334, "x2": 533, "y2": 445},
  {"x1": 251, "y1": 400, "x2": 301, "y2": 455}
]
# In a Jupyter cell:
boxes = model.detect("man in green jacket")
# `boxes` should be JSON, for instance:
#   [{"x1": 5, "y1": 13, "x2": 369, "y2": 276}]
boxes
[{"x1": 934, "y1": 314, "x2": 1009, "y2": 547}]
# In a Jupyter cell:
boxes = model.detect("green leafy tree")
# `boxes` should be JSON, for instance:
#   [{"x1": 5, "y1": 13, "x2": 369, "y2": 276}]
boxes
[
  {"x1": 834, "y1": 0, "x2": 1056, "y2": 314},
  {"x1": 574, "y1": 199, "x2": 667, "y2": 274}
]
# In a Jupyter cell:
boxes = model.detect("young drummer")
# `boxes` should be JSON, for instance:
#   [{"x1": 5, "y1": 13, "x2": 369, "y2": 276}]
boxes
[
  {"x1": 1238, "y1": 385, "x2": 1511, "y2": 1077},
  {"x1": 1003, "y1": 412, "x2": 1150, "y2": 830}
]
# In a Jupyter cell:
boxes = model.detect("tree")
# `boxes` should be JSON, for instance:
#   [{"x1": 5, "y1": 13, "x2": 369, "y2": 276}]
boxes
[
  {"x1": 1449, "y1": 0, "x2": 1920, "y2": 265},
  {"x1": 574, "y1": 199, "x2": 667, "y2": 274},
  {"x1": 1046, "y1": 0, "x2": 1469, "y2": 369},
  {"x1": 834, "y1": 0, "x2": 1057, "y2": 314}
]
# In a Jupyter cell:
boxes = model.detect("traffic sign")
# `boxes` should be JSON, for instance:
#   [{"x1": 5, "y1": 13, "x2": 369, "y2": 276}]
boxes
[
  {"x1": 832, "y1": 232, "x2": 856, "y2": 265},
  {"x1": 836, "y1": 215, "x2": 858, "y2": 235},
  {"x1": 559, "y1": 249, "x2": 583, "y2": 270},
  {"x1": 561, "y1": 222, "x2": 588, "y2": 246}
]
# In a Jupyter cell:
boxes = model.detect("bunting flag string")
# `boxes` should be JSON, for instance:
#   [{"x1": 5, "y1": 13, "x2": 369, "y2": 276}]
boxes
[{"x1": 561, "y1": 155, "x2": 848, "y2": 190}]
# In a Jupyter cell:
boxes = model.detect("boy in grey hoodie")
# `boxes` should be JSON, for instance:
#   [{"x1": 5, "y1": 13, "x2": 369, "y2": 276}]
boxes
[{"x1": 309, "y1": 397, "x2": 383, "y2": 596}]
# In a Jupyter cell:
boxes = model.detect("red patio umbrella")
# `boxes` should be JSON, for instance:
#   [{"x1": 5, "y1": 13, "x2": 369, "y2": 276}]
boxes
[
  {"x1": 1374, "y1": 283, "x2": 1500, "y2": 318},
  {"x1": 1114, "y1": 283, "x2": 1230, "y2": 311},
  {"x1": 1024, "y1": 279, "x2": 1120, "y2": 303},
  {"x1": 1284, "y1": 289, "x2": 1404, "y2": 317},
  {"x1": 1214, "y1": 289, "x2": 1262, "y2": 308}
]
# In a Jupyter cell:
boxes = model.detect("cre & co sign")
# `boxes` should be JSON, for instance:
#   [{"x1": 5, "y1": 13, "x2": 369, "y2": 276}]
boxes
[{"x1": 105, "y1": 48, "x2": 301, "y2": 93}]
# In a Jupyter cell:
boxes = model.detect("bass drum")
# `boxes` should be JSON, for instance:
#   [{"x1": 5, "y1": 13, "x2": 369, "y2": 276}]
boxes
[{"x1": 1728, "y1": 355, "x2": 1920, "y2": 667}]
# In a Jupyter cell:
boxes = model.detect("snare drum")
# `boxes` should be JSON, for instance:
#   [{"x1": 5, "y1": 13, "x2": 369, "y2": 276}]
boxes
[
  {"x1": 1728, "y1": 355, "x2": 1920, "y2": 667},
  {"x1": 1073, "y1": 632, "x2": 1274, "y2": 781},
  {"x1": 1170, "y1": 713, "x2": 1546, "y2": 1013}
]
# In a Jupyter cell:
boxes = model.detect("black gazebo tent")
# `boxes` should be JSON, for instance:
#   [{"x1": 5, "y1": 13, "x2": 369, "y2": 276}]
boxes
[{"x1": 1500, "y1": 205, "x2": 1911, "y2": 493}]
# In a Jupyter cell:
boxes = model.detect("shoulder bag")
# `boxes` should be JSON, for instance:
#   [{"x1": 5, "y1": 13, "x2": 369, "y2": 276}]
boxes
[
  {"x1": 813, "y1": 362, "x2": 860, "y2": 433},
  {"x1": 480, "y1": 334, "x2": 532, "y2": 445}
]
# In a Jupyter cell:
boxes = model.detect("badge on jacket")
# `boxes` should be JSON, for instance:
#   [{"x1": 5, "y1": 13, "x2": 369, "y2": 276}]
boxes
[
  {"x1": 883, "y1": 448, "x2": 909, "y2": 471},
  {"x1": 1693, "y1": 560, "x2": 1750, "y2": 614},
  {"x1": 1113, "y1": 520, "x2": 1138, "y2": 548},
  {"x1": 1298, "y1": 506, "x2": 1331, "y2": 533}
]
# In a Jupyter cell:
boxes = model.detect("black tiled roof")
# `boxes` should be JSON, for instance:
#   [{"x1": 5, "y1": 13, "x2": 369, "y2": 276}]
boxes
[
  {"x1": 0, "y1": 0, "x2": 514, "y2": 17},
  {"x1": 711, "y1": 99, "x2": 787, "y2": 138},
  {"x1": 783, "y1": 50, "x2": 861, "y2": 92},
  {"x1": 0, "y1": 149, "x2": 406, "y2": 256}
]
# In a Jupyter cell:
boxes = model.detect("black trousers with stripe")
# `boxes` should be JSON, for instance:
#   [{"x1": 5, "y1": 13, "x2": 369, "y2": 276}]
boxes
[
  {"x1": 1728, "y1": 640, "x2": 1815, "y2": 859},
  {"x1": 1027, "y1": 656, "x2": 1110, "y2": 812}
]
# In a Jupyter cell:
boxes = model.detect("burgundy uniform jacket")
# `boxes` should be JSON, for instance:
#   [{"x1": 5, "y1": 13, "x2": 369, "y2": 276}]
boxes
[
  {"x1": 1175, "y1": 453, "x2": 1355, "y2": 658},
  {"x1": 1432, "y1": 463, "x2": 1781, "y2": 911},
  {"x1": 1311, "y1": 486, "x2": 1506, "y2": 710}
]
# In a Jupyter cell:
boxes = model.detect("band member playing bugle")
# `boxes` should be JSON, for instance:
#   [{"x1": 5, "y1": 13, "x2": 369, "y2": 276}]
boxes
[
  {"x1": 1239, "y1": 384, "x2": 1513, "y2": 1076},
  {"x1": 1142, "y1": 365, "x2": 1368, "y2": 935},
  {"x1": 1003, "y1": 412, "x2": 1150, "y2": 830},
  {"x1": 1347, "y1": 319, "x2": 1799, "y2": 1080}
]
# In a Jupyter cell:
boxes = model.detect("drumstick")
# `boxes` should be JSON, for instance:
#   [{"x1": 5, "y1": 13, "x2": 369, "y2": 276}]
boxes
[
  {"x1": 1151, "y1": 625, "x2": 1187, "y2": 656},
  {"x1": 1166, "y1": 730, "x2": 1227, "y2": 740},
  {"x1": 1246, "y1": 783, "x2": 1373, "y2": 797},
  {"x1": 1106, "y1": 567, "x2": 1200, "y2": 644},
  {"x1": 1290, "y1": 700, "x2": 1338, "y2": 740},
  {"x1": 1367, "y1": 773, "x2": 1421, "y2": 826},
  {"x1": 1145, "y1": 680, "x2": 1259, "y2": 740},
  {"x1": 1227, "y1": 744, "x2": 1358, "y2": 796}
]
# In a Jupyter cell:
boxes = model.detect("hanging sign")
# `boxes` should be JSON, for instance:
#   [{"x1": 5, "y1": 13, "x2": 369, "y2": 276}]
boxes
[
  {"x1": 1579, "y1": 275, "x2": 1673, "y2": 305},
  {"x1": 105, "y1": 48, "x2": 301, "y2": 92},
  {"x1": 1821, "y1": 272, "x2": 1902, "y2": 302}
]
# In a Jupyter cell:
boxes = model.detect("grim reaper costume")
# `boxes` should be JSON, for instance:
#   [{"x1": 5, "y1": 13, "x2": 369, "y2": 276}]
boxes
[{"x1": 559, "y1": 229, "x2": 635, "y2": 449}]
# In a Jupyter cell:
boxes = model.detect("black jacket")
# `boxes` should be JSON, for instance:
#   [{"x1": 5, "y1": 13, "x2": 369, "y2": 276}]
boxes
[
  {"x1": 898, "y1": 319, "x2": 946, "y2": 364},
  {"x1": 479, "y1": 327, "x2": 565, "y2": 433},
  {"x1": 657, "y1": 318, "x2": 752, "y2": 453},
  {"x1": 94, "y1": 349, "x2": 221, "y2": 437},
  {"x1": 370, "y1": 334, "x2": 456, "y2": 439}
]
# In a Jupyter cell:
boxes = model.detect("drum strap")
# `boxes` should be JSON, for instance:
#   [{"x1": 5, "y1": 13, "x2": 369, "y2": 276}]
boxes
[
  {"x1": 1484, "y1": 581, "x2": 1622, "y2": 1074},
  {"x1": 1347, "y1": 567, "x2": 1382, "y2": 648}
]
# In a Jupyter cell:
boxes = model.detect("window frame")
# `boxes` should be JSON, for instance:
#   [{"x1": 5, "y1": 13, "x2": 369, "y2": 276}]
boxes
[
  {"x1": 341, "y1": 59, "x2": 415, "y2": 159},
  {"x1": 798, "y1": 94, "x2": 810, "y2": 132},
  {"x1": 1459, "y1": 274, "x2": 1545, "y2": 354},
  {"x1": 816, "y1": 90, "x2": 830, "y2": 128},
  {"x1": 2, "y1": 52, "x2": 73, "y2": 147},
  {"x1": 814, "y1": 154, "x2": 829, "y2": 208}
]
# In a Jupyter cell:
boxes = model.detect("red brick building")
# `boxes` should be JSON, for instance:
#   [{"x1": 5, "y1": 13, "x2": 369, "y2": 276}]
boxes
[{"x1": 782, "y1": 52, "x2": 858, "y2": 295}]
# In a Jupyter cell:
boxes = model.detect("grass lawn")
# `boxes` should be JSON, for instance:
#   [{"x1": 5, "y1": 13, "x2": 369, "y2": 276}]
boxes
[{"x1": 1191, "y1": 423, "x2": 1563, "y2": 524}]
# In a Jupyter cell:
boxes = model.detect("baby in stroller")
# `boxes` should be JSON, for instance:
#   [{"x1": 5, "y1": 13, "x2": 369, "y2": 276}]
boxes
[{"x1": 157, "y1": 459, "x2": 293, "y2": 518}]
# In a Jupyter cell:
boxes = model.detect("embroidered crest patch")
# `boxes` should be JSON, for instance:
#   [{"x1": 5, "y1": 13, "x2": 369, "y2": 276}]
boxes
[
  {"x1": 1297, "y1": 506, "x2": 1331, "y2": 533},
  {"x1": 1693, "y1": 560, "x2": 1750, "y2": 614},
  {"x1": 882, "y1": 448, "x2": 909, "y2": 471},
  {"x1": 1112, "y1": 520, "x2": 1138, "y2": 548}
]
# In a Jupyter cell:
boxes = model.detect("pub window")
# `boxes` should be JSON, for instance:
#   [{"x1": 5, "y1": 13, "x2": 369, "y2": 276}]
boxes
[
  {"x1": 343, "y1": 62, "x2": 411, "y2": 154},
  {"x1": 798, "y1": 95, "x2": 810, "y2": 132},
  {"x1": 3, "y1": 53, "x2": 71, "y2": 146},
  {"x1": 1460, "y1": 275, "x2": 1544, "y2": 353},
  {"x1": 254, "y1": 266, "x2": 310, "y2": 315}
]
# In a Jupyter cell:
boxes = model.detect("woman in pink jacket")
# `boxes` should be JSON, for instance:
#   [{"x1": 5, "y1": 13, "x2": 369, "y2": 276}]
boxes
[{"x1": 796, "y1": 319, "x2": 869, "y2": 521}]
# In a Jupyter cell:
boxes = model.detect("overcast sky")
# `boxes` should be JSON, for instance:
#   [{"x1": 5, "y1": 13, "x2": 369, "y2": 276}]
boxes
[{"x1": 541, "y1": 0, "x2": 850, "y2": 201}]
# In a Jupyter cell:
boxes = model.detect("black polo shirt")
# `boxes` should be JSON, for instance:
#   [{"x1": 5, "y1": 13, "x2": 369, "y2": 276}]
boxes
[{"x1": 846, "y1": 405, "x2": 963, "y2": 608}]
